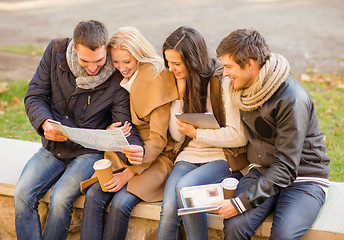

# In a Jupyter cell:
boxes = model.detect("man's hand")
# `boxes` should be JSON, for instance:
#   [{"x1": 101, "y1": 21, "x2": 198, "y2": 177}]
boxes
[
  {"x1": 107, "y1": 121, "x2": 132, "y2": 137},
  {"x1": 213, "y1": 199, "x2": 238, "y2": 219},
  {"x1": 42, "y1": 119, "x2": 67, "y2": 142},
  {"x1": 176, "y1": 120, "x2": 197, "y2": 138},
  {"x1": 121, "y1": 145, "x2": 144, "y2": 165},
  {"x1": 104, "y1": 168, "x2": 135, "y2": 192}
]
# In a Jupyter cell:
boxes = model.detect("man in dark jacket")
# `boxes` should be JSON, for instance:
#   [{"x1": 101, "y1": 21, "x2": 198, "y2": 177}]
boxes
[
  {"x1": 14, "y1": 20, "x2": 143, "y2": 240},
  {"x1": 215, "y1": 29, "x2": 330, "y2": 239}
]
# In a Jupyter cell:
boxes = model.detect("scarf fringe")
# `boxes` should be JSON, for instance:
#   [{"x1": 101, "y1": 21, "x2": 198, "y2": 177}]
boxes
[
  {"x1": 229, "y1": 53, "x2": 290, "y2": 111},
  {"x1": 66, "y1": 40, "x2": 114, "y2": 90}
]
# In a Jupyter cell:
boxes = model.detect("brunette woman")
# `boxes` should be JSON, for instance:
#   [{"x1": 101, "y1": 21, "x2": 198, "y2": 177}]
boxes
[{"x1": 156, "y1": 26, "x2": 247, "y2": 240}]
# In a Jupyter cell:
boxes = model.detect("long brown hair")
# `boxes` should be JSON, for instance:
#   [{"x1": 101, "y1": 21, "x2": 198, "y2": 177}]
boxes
[{"x1": 163, "y1": 26, "x2": 214, "y2": 113}]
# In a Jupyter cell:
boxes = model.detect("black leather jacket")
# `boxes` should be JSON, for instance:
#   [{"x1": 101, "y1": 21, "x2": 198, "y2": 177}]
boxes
[
  {"x1": 25, "y1": 38, "x2": 142, "y2": 162},
  {"x1": 237, "y1": 75, "x2": 330, "y2": 211}
]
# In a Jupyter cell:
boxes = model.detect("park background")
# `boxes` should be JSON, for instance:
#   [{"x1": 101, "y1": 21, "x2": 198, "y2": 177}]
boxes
[{"x1": 0, "y1": 0, "x2": 343, "y2": 181}]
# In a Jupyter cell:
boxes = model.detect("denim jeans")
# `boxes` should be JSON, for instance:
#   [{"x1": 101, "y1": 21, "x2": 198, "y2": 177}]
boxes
[
  {"x1": 156, "y1": 160, "x2": 242, "y2": 240},
  {"x1": 80, "y1": 181, "x2": 142, "y2": 240},
  {"x1": 14, "y1": 147, "x2": 103, "y2": 240},
  {"x1": 223, "y1": 168, "x2": 326, "y2": 240}
]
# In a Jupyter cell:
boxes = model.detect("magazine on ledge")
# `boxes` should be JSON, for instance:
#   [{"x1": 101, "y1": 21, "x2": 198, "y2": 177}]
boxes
[{"x1": 178, "y1": 183, "x2": 223, "y2": 216}]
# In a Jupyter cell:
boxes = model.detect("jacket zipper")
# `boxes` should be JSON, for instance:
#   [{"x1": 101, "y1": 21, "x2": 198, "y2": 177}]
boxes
[{"x1": 80, "y1": 94, "x2": 91, "y2": 121}]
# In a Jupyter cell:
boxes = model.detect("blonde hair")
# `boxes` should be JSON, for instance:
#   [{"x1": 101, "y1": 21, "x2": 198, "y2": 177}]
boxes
[{"x1": 109, "y1": 27, "x2": 164, "y2": 75}]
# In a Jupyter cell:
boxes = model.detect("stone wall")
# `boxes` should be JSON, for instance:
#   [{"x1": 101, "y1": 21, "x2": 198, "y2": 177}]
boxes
[{"x1": 0, "y1": 195, "x2": 227, "y2": 240}]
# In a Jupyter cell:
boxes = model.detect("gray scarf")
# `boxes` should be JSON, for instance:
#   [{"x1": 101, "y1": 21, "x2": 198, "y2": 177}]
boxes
[
  {"x1": 66, "y1": 40, "x2": 114, "y2": 89},
  {"x1": 229, "y1": 53, "x2": 290, "y2": 111}
]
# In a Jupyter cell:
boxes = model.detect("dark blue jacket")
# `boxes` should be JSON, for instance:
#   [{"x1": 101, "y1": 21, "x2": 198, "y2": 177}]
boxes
[{"x1": 25, "y1": 38, "x2": 142, "y2": 162}]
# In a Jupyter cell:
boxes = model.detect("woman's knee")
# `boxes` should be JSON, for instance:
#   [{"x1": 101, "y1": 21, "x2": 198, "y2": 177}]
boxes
[
  {"x1": 175, "y1": 176, "x2": 193, "y2": 196},
  {"x1": 109, "y1": 192, "x2": 140, "y2": 217},
  {"x1": 161, "y1": 201, "x2": 179, "y2": 220}
]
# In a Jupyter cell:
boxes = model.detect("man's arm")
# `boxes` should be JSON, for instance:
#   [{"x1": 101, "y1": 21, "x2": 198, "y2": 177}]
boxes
[
  {"x1": 233, "y1": 88, "x2": 311, "y2": 214},
  {"x1": 24, "y1": 40, "x2": 54, "y2": 136}
]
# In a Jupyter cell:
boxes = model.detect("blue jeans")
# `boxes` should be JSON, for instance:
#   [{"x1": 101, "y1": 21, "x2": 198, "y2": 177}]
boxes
[
  {"x1": 14, "y1": 147, "x2": 102, "y2": 240},
  {"x1": 223, "y1": 168, "x2": 326, "y2": 240},
  {"x1": 80, "y1": 181, "x2": 142, "y2": 240},
  {"x1": 156, "y1": 160, "x2": 242, "y2": 240}
]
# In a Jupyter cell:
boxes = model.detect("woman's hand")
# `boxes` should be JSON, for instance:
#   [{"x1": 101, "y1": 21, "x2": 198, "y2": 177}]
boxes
[
  {"x1": 121, "y1": 145, "x2": 144, "y2": 165},
  {"x1": 212, "y1": 199, "x2": 238, "y2": 219},
  {"x1": 107, "y1": 121, "x2": 132, "y2": 137},
  {"x1": 42, "y1": 119, "x2": 67, "y2": 142},
  {"x1": 176, "y1": 120, "x2": 197, "y2": 138},
  {"x1": 104, "y1": 168, "x2": 135, "y2": 192}
]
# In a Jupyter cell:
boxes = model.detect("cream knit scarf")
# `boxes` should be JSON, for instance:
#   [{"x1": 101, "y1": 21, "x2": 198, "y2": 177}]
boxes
[
  {"x1": 66, "y1": 40, "x2": 114, "y2": 89},
  {"x1": 229, "y1": 53, "x2": 290, "y2": 111}
]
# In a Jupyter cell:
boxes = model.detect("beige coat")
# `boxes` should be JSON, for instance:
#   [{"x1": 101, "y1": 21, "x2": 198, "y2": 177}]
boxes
[{"x1": 81, "y1": 63, "x2": 178, "y2": 202}]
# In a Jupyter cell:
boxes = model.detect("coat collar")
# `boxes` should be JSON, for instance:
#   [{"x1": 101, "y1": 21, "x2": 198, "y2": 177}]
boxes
[{"x1": 130, "y1": 63, "x2": 178, "y2": 120}]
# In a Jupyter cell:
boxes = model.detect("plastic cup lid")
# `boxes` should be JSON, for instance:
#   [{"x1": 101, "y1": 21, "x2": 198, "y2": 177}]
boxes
[
  {"x1": 93, "y1": 159, "x2": 112, "y2": 170},
  {"x1": 221, "y1": 178, "x2": 239, "y2": 190}
]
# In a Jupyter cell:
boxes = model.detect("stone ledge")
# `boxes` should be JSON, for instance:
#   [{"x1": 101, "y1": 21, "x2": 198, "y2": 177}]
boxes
[{"x1": 1, "y1": 137, "x2": 344, "y2": 239}]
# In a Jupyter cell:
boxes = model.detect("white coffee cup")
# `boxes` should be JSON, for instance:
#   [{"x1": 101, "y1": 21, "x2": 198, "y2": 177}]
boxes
[{"x1": 221, "y1": 178, "x2": 239, "y2": 199}]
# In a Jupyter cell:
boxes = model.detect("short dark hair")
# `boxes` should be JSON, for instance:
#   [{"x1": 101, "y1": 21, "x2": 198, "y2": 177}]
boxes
[
  {"x1": 216, "y1": 29, "x2": 270, "y2": 68},
  {"x1": 73, "y1": 20, "x2": 108, "y2": 51}
]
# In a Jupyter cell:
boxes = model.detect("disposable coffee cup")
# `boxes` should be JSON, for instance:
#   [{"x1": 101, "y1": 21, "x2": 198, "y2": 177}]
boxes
[
  {"x1": 221, "y1": 178, "x2": 239, "y2": 199},
  {"x1": 93, "y1": 159, "x2": 113, "y2": 192}
]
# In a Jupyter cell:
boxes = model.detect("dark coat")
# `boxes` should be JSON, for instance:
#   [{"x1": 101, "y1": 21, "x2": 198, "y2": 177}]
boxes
[
  {"x1": 237, "y1": 75, "x2": 330, "y2": 211},
  {"x1": 24, "y1": 38, "x2": 142, "y2": 162}
]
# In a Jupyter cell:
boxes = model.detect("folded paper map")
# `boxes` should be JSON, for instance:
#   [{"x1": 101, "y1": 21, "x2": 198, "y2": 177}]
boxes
[{"x1": 48, "y1": 119, "x2": 129, "y2": 151}]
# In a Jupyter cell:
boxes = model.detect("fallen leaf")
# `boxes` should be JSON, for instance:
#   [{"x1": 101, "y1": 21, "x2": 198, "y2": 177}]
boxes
[
  {"x1": 0, "y1": 101, "x2": 8, "y2": 109},
  {"x1": 325, "y1": 108, "x2": 333, "y2": 115},
  {"x1": 0, "y1": 82, "x2": 9, "y2": 93},
  {"x1": 300, "y1": 73, "x2": 310, "y2": 81},
  {"x1": 11, "y1": 97, "x2": 21, "y2": 106}
]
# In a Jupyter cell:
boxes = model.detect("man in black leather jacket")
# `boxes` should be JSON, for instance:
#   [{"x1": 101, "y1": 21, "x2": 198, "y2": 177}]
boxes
[
  {"x1": 14, "y1": 20, "x2": 144, "y2": 240},
  {"x1": 215, "y1": 29, "x2": 330, "y2": 239}
]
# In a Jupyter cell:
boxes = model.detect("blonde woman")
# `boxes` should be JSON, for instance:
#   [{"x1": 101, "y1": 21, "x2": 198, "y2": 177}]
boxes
[{"x1": 80, "y1": 27, "x2": 178, "y2": 240}]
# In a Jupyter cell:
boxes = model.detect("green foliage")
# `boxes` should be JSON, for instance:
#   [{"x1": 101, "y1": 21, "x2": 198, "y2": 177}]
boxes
[
  {"x1": 0, "y1": 81, "x2": 40, "y2": 142},
  {"x1": 0, "y1": 73, "x2": 343, "y2": 181},
  {"x1": 0, "y1": 44, "x2": 45, "y2": 56},
  {"x1": 300, "y1": 73, "x2": 344, "y2": 182}
]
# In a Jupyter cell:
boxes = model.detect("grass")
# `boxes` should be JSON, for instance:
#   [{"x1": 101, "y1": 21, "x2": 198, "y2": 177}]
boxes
[
  {"x1": 0, "y1": 81, "x2": 40, "y2": 142},
  {"x1": 0, "y1": 72, "x2": 343, "y2": 182},
  {"x1": 0, "y1": 44, "x2": 45, "y2": 56},
  {"x1": 300, "y1": 71, "x2": 344, "y2": 182}
]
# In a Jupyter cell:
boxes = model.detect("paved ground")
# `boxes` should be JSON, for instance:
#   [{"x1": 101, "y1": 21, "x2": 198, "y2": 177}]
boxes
[{"x1": 0, "y1": 0, "x2": 344, "y2": 81}]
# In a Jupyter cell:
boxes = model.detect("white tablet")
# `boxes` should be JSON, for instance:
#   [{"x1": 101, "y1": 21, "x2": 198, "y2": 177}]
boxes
[{"x1": 175, "y1": 112, "x2": 220, "y2": 129}]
